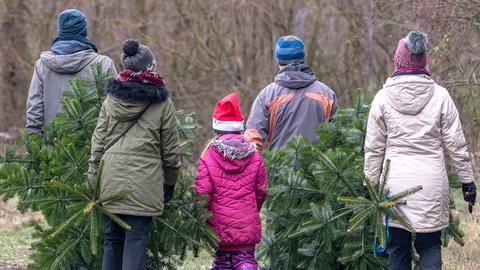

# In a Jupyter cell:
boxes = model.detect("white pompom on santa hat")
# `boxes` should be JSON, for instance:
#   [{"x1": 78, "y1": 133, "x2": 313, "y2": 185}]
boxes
[{"x1": 212, "y1": 92, "x2": 244, "y2": 132}]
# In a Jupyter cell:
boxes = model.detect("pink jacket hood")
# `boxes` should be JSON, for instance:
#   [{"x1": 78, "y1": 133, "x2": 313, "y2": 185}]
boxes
[
  {"x1": 209, "y1": 134, "x2": 257, "y2": 174},
  {"x1": 194, "y1": 134, "x2": 268, "y2": 250}
]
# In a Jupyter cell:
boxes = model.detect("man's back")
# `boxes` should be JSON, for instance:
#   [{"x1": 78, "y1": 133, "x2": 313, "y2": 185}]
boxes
[
  {"x1": 245, "y1": 63, "x2": 337, "y2": 149},
  {"x1": 25, "y1": 8, "x2": 117, "y2": 133},
  {"x1": 26, "y1": 49, "x2": 116, "y2": 132}
]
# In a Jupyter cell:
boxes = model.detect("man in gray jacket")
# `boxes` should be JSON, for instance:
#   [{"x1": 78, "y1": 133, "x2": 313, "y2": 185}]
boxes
[
  {"x1": 245, "y1": 35, "x2": 338, "y2": 150},
  {"x1": 26, "y1": 9, "x2": 116, "y2": 133}
]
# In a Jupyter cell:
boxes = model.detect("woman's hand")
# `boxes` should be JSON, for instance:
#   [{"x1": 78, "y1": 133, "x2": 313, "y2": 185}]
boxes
[
  {"x1": 362, "y1": 185, "x2": 371, "y2": 200},
  {"x1": 462, "y1": 182, "x2": 477, "y2": 213},
  {"x1": 164, "y1": 184, "x2": 175, "y2": 203}
]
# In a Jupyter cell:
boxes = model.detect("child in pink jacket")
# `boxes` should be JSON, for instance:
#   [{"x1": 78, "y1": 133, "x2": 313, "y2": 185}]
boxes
[{"x1": 194, "y1": 92, "x2": 268, "y2": 270}]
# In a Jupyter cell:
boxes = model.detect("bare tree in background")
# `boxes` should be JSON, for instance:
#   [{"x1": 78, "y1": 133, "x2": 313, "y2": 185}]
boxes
[
  {"x1": 0, "y1": 0, "x2": 31, "y2": 131},
  {"x1": 0, "y1": 0, "x2": 479, "y2": 160}
]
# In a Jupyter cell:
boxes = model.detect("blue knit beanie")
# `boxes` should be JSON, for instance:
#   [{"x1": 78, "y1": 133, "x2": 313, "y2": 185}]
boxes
[
  {"x1": 57, "y1": 9, "x2": 88, "y2": 36},
  {"x1": 275, "y1": 36, "x2": 305, "y2": 65}
]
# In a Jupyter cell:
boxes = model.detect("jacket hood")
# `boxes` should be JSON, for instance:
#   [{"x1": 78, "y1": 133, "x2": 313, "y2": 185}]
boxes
[
  {"x1": 40, "y1": 49, "x2": 98, "y2": 74},
  {"x1": 106, "y1": 79, "x2": 169, "y2": 102},
  {"x1": 104, "y1": 79, "x2": 169, "y2": 121},
  {"x1": 383, "y1": 75, "x2": 435, "y2": 115},
  {"x1": 210, "y1": 134, "x2": 256, "y2": 174},
  {"x1": 274, "y1": 63, "x2": 316, "y2": 89}
]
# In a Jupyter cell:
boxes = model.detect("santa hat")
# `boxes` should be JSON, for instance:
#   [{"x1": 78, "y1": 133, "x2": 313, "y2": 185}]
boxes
[{"x1": 212, "y1": 92, "x2": 244, "y2": 132}]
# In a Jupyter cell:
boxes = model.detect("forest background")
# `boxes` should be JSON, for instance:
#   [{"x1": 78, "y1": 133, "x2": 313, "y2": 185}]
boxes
[
  {"x1": 0, "y1": 0, "x2": 479, "y2": 159},
  {"x1": 0, "y1": 0, "x2": 479, "y2": 269}
]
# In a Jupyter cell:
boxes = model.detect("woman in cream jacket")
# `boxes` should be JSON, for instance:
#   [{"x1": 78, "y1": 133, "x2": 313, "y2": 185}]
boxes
[{"x1": 364, "y1": 31, "x2": 476, "y2": 270}]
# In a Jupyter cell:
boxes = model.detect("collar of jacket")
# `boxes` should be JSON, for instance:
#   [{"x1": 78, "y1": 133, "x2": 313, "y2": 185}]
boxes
[{"x1": 106, "y1": 79, "x2": 169, "y2": 102}]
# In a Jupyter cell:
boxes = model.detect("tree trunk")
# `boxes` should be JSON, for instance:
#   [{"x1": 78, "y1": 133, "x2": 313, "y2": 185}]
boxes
[{"x1": 0, "y1": 0, "x2": 30, "y2": 131}]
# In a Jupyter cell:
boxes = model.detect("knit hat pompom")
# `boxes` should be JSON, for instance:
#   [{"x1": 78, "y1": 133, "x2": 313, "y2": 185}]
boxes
[
  {"x1": 121, "y1": 39, "x2": 156, "y2": 72},
  {"x1": 394, "y1": 31, "x2": 429, "y2": 69},
  {"x1": 122, "y1": 39, "x2": 140, "y2": 57},
  {"x1": 406, "y1": 31, "x2": 428, "y2": 54}
]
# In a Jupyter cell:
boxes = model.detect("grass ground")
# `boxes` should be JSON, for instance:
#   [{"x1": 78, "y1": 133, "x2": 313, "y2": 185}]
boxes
[
  {"x1": 442, "y1": 190, "x2": 480, "y2": 270},
  {"x1": 0, "y1": 199, "x2": 41, "y2": 270},
  {"x1": 0, "y1": 191, "x2": 478, "y2": 270},
  {"x1": 179, "y1": 252, "x2": 211, "y2": 270},
  {"x1": 0, "y1": 226, "x2": 34, "y2": 268}
]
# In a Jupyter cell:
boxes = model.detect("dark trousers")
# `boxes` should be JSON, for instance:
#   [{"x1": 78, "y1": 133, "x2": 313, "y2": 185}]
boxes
[
  {"x1": 387, "y1": 227, "x2": 442, "y2": 270},
  {"x1": 102, "y1": 214, "x2": 152, "y2": 270}
]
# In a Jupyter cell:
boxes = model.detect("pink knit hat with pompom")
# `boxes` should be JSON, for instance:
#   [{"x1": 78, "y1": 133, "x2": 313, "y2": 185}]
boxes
[{"x1": 394, "y1": 31, "x2": 429, "y2": 69}]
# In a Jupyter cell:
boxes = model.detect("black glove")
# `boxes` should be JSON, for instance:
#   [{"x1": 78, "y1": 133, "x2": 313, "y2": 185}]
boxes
[
  {"x1": 462, "y1": 182, "x2": 476, "y2": 205},
  {"x1": 164, "y1": 184, "x2": 175, "y2": 203},
  {"x1": 363, "y1": 185, "x2": 371, "y2": 200}
]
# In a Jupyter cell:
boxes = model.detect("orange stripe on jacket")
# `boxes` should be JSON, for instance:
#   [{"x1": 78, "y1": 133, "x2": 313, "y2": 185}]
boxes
[
  {"x1": 305, "y1": 92, "x2": 335, "y2": 120},
  {"x1": 200, "y1": 139, "x2": 214, "y2": 159},
  {"x1": 244, "y1": 128, "x2": 264, "y2": 150},
  {"x1": 266, "y1": 93, "x2": 296, "y2": 143}
]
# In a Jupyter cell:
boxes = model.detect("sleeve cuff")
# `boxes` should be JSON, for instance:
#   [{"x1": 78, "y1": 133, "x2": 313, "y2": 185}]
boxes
[{"x1": 164, "y1": 168, "x2": 180, "y2": 186}]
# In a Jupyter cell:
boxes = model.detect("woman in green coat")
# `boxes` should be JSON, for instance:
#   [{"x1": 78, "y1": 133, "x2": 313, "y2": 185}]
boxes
[{"x1": 88, "y1": 39, "x2": 180, "y2": 270}]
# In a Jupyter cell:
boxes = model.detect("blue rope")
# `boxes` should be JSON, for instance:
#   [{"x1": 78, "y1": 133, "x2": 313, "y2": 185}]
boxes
[
  {"x1": 372, "y1": 196, "x2": 390, "y2": 257},
  {"x1": 378, "y1": 215, "x2": 389, "y2": 253},
  {"x1": 372, "y1": 215, "x2": 390, "y2": 257}
]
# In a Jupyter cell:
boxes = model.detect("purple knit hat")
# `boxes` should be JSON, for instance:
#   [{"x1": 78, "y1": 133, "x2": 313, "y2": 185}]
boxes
[{"x1": 394, "y1": 31, "x2": 429, "y2": 68}]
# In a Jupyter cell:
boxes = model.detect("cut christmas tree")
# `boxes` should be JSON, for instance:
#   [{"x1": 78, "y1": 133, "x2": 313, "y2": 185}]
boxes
[
  {"x1": 0, "y1": 65, "x2": 465, "y2": 270},
  {"x1": 0, "y1": 64, "x2": 217, "y2": 270},
  {"x1": 258, "y1": 91, "x2": 464, "y2": 270}
]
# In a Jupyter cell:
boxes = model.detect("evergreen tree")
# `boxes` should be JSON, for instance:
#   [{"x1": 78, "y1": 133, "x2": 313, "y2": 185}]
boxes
[
  {"x1": 0, "y1": 65, "x2": 466, "y2": 270},
  {"x1": 0, "y1": 64, "x2": 217, "y2": 270},
  {"x1": 259, "y1": 91, "x2": 464, "y2": 270}
]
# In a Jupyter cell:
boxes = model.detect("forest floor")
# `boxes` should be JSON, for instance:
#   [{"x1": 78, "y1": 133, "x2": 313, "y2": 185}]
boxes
[
  {"x1": 0, "y1": 199, "x2": 42, "y2": 270},
  {"x1": 0, "y1": 191, "x2": 478, "y2": 270}
]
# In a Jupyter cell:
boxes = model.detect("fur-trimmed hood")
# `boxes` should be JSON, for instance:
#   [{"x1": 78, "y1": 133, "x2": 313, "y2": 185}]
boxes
[
  {"x1": 106, "y1": 79, "x2": 169, "y2": 103},
  {"x1": 104, "y1": 79, "x2": 169, "y2": 121},
  {"x1": 209, "y1": 134, "x2": 257, "y2": 174},
  {"x1": 212, "y1": 138, "x2": 256, "y2": 160}
]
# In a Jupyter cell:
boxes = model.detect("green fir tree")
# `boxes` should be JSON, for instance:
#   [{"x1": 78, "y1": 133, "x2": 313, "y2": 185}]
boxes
[
  {"x1": 259, "y1": 91, "x2": 465, "y2": 270},
  {"x1": 0, "y1": 64, "x2": 217, "y2": 270},
  {"x1": 0, "y1": 66, "x2": 466, "y2": 270}
]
